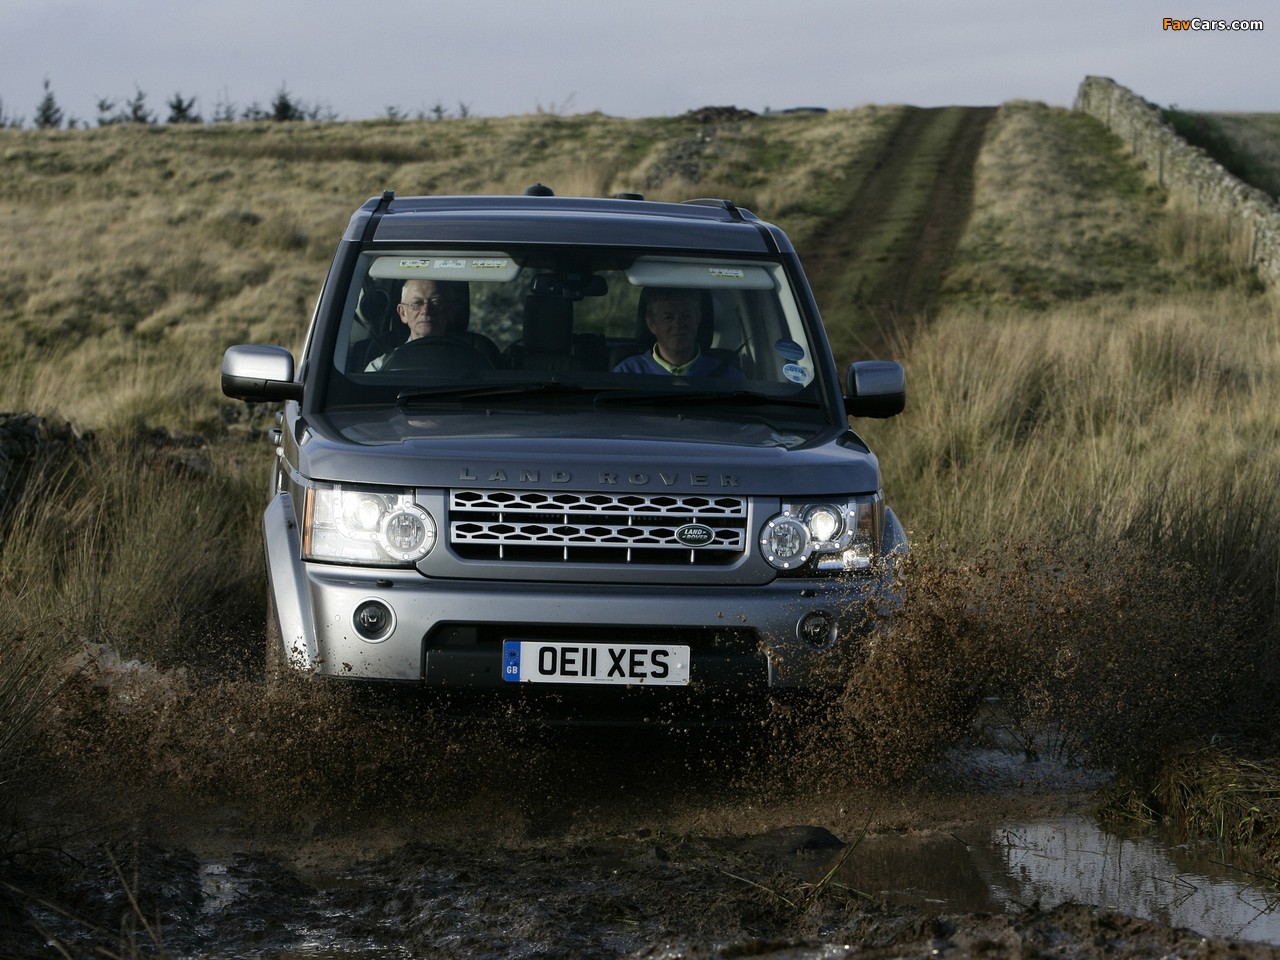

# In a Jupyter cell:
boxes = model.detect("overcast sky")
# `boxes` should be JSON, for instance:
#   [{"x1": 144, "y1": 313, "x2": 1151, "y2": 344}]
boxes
[{"x1": 1, "y1": 0, "x2": 1274, "y2": 126}]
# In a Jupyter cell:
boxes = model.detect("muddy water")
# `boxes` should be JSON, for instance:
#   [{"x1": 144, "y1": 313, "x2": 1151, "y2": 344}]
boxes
[
  {"x1": 825, "y1": 816, "x2": 1280, "y2": 943},
  {"x1": 13, "y1": 731, "x2": 1280, "y2": 958},
  {"x1": 19, "y1": 806, "x2": 1279, "y2": 957},
  {"x1": 186, "y1": 812, "x2": 1271, "y2": 956},
  {"x1": 9, "y1": 649, "x2": 1280, "y2": 958},
  {"x1": 997, "y1": 818, "x2": 1280, "y2": 943}
]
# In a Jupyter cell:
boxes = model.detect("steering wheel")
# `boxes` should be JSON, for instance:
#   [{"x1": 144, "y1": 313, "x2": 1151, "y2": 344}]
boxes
[{"x1": 381, "y1": 335, "x2": 495, "y2": 374}]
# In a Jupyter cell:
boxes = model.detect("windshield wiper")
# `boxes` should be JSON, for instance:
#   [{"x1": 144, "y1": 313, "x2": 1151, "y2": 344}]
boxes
[
  {"x1": 595, "y1": 389, "x2": 822, "y2": 409},
  {"x1": 396, "y1": 382, "x2": 596, "y2": 406},
  {"x1": 396, "y1": 383, "x2": 823, "y2": 412}
]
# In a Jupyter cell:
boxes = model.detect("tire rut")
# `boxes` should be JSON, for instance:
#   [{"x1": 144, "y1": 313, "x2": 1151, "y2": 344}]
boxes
[{"x1": 805, "y1": 105, "x2": 997, "y2": 361}]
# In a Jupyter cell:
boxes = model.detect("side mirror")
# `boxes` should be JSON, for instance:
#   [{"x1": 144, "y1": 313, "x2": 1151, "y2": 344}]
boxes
[
  {"x1": 844, "y1": 360, "x2": 905, "y2": 418},
  {"x1": 221, "y1": 344, "x2": 303, "y2": 403}
]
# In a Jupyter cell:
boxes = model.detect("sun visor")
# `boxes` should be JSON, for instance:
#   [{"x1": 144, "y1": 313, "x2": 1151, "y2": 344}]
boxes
[
  {"x1": 626, "y1": 258, "x2": 776, "y2": 290},
  {"x1": 367, "y1": 254, "x2": 520, "y2": 282}
]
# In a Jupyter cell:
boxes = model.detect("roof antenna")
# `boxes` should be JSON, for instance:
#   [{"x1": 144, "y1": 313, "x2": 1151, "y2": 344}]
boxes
[{"x1": 524, "y1": 183, "x2": 555, "y2": 196}]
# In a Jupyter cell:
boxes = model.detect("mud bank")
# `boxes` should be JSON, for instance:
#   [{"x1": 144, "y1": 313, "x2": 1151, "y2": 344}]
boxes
[{"x1": 9, "y1": 808, "x2": 1280, "y2": 959}]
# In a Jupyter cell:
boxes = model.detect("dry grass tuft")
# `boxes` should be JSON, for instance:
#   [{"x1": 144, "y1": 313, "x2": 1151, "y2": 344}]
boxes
[
  {"x1": 0, "y1": 431, "x2": 267, "y2": 668},
  {"x1": 1103, "y1": 746, "x2": 1280, "y2": 873},
  {"x1": 860, "y1": 288, "x2": 1280, "y2": 548},
  {"x1": 847, "y1": 279, "x2": 1280, "y2": 786}
]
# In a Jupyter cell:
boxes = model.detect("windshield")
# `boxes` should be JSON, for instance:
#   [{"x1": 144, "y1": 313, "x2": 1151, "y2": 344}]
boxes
[{"x1": 320, "y1": 247, "x2": 833, "y2": 425}]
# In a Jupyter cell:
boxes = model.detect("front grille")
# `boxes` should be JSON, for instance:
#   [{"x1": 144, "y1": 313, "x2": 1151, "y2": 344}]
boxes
[{"x1": 448, "y1": 489, "x2": 748, "y2": 564}]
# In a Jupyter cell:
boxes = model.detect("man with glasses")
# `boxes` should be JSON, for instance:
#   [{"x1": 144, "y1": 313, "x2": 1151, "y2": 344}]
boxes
[{"x1": 364, "y1": 279, "x2": 468, "y2": 371}]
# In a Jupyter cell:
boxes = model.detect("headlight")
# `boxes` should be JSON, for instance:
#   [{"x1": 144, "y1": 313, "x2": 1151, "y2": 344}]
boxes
[
  {"x1": 801, "y1": 503, "x2": 844, "y2": 542},
  {"x1": 303, "y1": 484, "x2": 436, "y2": 565},
  {"x1": 760, "y1": 496, "x2": 881, "y2": 574}
]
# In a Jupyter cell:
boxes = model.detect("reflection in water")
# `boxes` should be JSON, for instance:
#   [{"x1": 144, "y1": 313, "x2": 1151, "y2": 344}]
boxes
[
  {"x1": 831, "y1": 816, "x2": 1280, "y2": 945},
  {"x1": 988, "y1": 818, "x2": 1280, "y2": 945}
]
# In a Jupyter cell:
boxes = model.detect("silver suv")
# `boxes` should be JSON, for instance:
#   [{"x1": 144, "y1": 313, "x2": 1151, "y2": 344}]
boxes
[{"x1": 221, "y1": 188, "x2": 907, "y2": 722}]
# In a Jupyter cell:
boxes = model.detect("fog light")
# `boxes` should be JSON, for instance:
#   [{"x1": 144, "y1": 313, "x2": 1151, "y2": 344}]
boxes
[
  {"x1": 798, "y1": 610, "x2": 835, "y2": 647},
  {"x1": 353, "y1": 599, "x2": 394, "y2": 642},
  {"x1": 761, "y1": 516, "x2": 812, "y2": 570}
]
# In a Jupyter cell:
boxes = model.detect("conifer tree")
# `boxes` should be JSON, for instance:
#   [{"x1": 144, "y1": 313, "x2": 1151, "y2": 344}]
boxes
[
  {"x1": 166, "y1": 92, "x2": 201, "y2": 124},
  {"x1": 34, "y1": 78, "x2": 64, "y2": 129}
]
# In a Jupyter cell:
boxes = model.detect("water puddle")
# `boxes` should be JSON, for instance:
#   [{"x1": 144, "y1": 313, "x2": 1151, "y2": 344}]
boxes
[
  {"x1": 24, "y1": 813, "x2": 1280, "y2": 956},
  {"x1": 826, "y1": 815, "x2": 1280, "y2": 944}
]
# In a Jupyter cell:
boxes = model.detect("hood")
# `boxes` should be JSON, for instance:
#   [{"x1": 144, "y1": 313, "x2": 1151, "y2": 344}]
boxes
[{"x1": 291, "y1": 407, "x2": 881, "y2": 496}]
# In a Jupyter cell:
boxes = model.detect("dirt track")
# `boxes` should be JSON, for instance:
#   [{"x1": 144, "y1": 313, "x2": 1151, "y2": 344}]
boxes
[{"x1": 803, "y1": 106, "x2": 996, "y2": 361}]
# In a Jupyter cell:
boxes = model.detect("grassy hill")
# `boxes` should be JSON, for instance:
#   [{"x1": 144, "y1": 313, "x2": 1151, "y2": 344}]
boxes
[
  {"x1": 1165, "y1": 108, "x2": 1280, "y2": 200},
  {"x1": 2, "y1": 98, "x2": 1279, "y2": 851}
]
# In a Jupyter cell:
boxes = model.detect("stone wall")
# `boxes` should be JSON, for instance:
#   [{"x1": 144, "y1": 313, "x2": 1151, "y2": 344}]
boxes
[{"x1": 1073, "y1": 75, "x2": 1280, "y2": 291}]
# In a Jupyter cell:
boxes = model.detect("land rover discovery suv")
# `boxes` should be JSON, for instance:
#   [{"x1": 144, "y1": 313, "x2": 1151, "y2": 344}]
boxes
[{"x1": 221, "y1": 187, "x2": 907, "y2": 722}]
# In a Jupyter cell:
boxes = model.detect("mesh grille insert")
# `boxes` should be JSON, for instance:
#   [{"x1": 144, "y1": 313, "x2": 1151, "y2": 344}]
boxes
[{"x1": 449, "y1": 489, "x2": 748, "y2": 564}]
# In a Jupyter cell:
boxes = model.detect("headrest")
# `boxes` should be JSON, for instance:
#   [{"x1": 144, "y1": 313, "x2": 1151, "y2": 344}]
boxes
[
  {"x1": 523, "y1": 296, "x2": 574, "y2": 353},
  {"x1": 356, "y1": 285, "x2": 391, "y2": 326}
]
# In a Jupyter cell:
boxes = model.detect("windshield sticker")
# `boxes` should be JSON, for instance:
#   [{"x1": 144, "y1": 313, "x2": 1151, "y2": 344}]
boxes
[
  {"x1": 782, "y1": 363, "x2": 810, "y2": 384},
  {"x1": 774, "y1": 338, "x2": 806, "y2": 361},
  {"x1": 433, "y1": 259, "x2": 467, "y2": 270},
  {"x1": 470, "y1": 258, "x2": 510, "y2": 270},
  {"x1": 399, "y1": 258, "x2": 433, "y2": 269},
  {"x1": 708, "y1": 267, "x2": 745, "y2": 280}
]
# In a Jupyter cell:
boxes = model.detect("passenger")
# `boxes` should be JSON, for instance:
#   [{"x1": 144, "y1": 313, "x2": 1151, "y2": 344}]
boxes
[
  {"x1": 365, "y1": 279, "x2": 468, "y2": 371},
  {"x1": 612, "y1": 288, "x2": 742, "y2": 378}
]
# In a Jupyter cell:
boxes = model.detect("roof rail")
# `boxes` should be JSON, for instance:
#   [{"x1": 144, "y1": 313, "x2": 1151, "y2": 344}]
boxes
[
  {"x1": 681, "y1": 197, "x2": 745, "y2": 222},
  {"x1": 359, "y1": 190, "x2": 396, "y2": 243}
]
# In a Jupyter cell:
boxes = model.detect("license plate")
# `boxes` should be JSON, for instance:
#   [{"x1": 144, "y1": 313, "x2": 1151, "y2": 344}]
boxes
[{"x1": 502, "y1": 641, "x2": 690, "y2": 685}]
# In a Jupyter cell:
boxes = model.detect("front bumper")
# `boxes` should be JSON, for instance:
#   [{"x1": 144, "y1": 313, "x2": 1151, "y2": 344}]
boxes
[{"x1": 265, "y1": 494, "x2": 898, "y2": 695}]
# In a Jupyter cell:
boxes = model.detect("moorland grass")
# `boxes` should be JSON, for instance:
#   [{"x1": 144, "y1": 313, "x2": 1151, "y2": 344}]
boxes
[
  {"x1": 1, "y1": 103, "x2": 1279, "y2": 847},
  {"x1": 850, "y1": 101, "x2": 1280, "y2": 836},
  {"x1": 0, "y1": 434, "x2": 268, "y2": 665},
  {"x1": 0, "y1": 436, "x2": 269, "y2": 833},
  {"x1": 943, "y1": 102, "x2": 1176, "y2": 308},
  {"x1": 850, "y1": 287, "x2": 1279, "y2": 768}
]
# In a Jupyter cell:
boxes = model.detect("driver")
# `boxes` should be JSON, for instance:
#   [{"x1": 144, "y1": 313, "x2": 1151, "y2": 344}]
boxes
[{"x1": 365, "y1": 279, "x2": 467, "y2": 371}]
